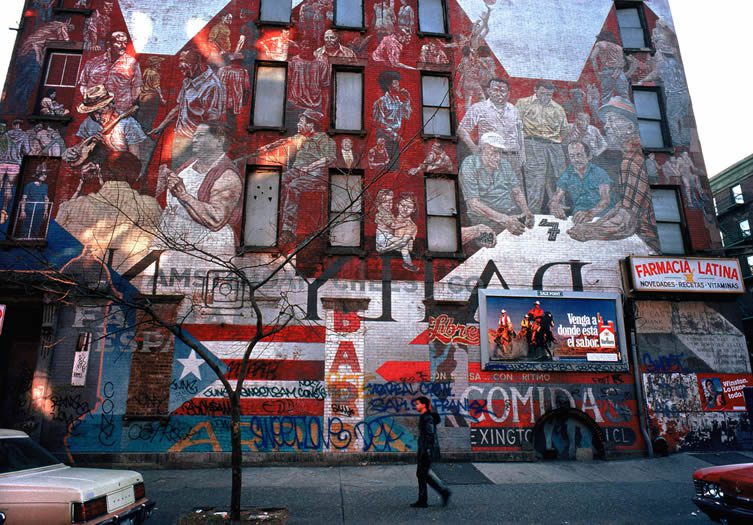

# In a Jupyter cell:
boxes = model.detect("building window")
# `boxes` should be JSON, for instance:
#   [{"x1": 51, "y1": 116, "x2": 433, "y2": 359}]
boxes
[
  {"x1": 332, "y1": 68, "x2": 364, "y2": 132},
  {"x1": 334, "y1": 0, "x2": 363, "y2": 28},
  {"x1": 329, "y1": 171, "x2": 362, "y2": 248},
  {"x1": 740, "y1": 219, "x2": 751, "y2": 239},
  {"x1": 615, "y1": 3, "x2": 649, "y2": 49},
  {"x1": 260, "y1": 0, "x2": 292, "y2": 24},
  {"x1": 425, "y1": 175, "x2": 459, "y2": 253},
  {"x1": 421, "y1": 74, "x2": 453, "y2": 137},
  {"x1": 747, "y1": 255, "x2": 753, "y2": 274},
  {"x1": 251, "y1": 63, "x2": 287, "y2": 129},
  {"x1": 651, "y1": 188, "x2": 685, "y2": 254},
  {"x1": 37, "y1": 51, "x2": 81, "y2": 117},
  {"x1": 418, "y1": 0, "x2": 448, "y2": 35},
  {"x1": 6, "y1": 158, "x2": 58, "y2": 242},
  {"x1": 633, "y1": 87, "x2": 669, "y2": 149},
  {"x1": 243, "y1": 167, "x2": 280, "y2": 248},
  {"x1": 733, "y1": 184, "x2": 744, "y2": 205}
]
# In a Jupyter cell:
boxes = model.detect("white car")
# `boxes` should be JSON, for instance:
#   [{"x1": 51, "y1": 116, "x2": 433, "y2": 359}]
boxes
[{"x1": 0, "y1": 429, "x2": 155, "y2": 524}]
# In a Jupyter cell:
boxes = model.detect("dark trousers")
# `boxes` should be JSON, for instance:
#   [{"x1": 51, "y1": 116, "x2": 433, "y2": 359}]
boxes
[{"x1": 416, "y1": 455, "x2": 448, "y2": 503}]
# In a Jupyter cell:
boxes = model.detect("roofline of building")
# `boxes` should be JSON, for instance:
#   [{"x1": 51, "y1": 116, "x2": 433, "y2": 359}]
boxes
[{"x1": 710, "y1": 152, "x2": 753, "y2": 192}]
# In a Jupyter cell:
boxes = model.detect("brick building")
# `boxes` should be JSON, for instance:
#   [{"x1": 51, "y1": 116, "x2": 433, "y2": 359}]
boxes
[{"x1": 0, "y1": 0, "x2": 751, "y2": 463}]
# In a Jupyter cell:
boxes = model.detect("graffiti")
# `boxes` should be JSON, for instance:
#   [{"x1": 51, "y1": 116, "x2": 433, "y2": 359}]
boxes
[
  {"x1": 201, "y1": 380, "x2": 326, "y2": 400},
  {"x1": 365, "y1": 381, "x2": 453, "y2": 398},
  {"x1": 642, "y1": 353, "x2": 687, "y2": 374},
  {"x1": 167, "y1": 416, "x2": 410, "y2": 453},
  {"x1": 428, "y1": 314, "x2": 480, "y2": 345},
  {"x1": 98, "y1": 381, "x2": 116, "y2": 447},
  {"x1": 50, "y1": 393, "x2": 91, "y2": 431},
  {"x1": 170, "y1": 378, "x2": 200, "y2": 395},
  {"x1": 127, "y1": 420, "x2": 196, "y2": 444}
]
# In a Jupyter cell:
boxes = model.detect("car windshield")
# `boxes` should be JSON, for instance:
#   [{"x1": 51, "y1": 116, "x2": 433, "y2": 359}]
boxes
[{"x1": 0, "y1": 437, "x2": 62, "y2": 474}]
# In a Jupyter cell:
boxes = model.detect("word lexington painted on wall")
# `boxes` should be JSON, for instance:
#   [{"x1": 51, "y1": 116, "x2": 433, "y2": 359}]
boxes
[{"x1": 629, "y1": 256, "x2": 744, "y2": 293}]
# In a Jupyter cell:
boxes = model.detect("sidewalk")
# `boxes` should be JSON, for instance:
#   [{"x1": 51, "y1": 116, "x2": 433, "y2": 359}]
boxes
[{"x1": 142, "y1": 452, "x2": 752, "y2": 524}]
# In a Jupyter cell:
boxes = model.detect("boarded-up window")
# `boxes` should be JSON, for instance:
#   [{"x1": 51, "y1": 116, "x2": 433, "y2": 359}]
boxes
[
  {"x1": 335, "y1": 0, "x2": 363, "y2": 27},
  {"x1": 329, "y1": 172, "x2": 362, "y2": 247},
  {"x1": 261, "y1": 0, "x2": 292, "y2": 23},
  {"x1": 252, "y1": 63, "x2": 287, "y2": 128},
  {"x1": 652, "y1": 188, "x2": 685, "y2": 254},
  {"x1": 244, "y1": 168, "x2": 280, "y2": 247},
  {"x1": 334, "y1": 69, "x2": 363, "y2": 131},
  {"x1": 418, "y1": 0, "x2": 447, "y2": 34},
  {"x1": 425, "y1": 175, "x2": 459, "y2": 252},
  {"x1": 421, "y1": 74, "x2": 452, "y2": 136}
]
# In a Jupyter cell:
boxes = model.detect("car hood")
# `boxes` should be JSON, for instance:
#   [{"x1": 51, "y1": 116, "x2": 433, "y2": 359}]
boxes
[
  {"x1": 695, "y1": 463, "x2": 753, "y2": 484},
  {"x1": 0, "y1": 464, "x2": 143, "y2": 501}
]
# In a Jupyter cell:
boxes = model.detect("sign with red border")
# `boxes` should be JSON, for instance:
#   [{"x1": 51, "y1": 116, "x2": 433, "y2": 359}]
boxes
[{"x1": 629, "y1": 256, "x2": 744, "y2": 294}]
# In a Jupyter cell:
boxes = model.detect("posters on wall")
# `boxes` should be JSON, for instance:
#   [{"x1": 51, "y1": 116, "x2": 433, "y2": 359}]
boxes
[{"x1": 697, "y1": 374, "x2": 753, "y2": 412}]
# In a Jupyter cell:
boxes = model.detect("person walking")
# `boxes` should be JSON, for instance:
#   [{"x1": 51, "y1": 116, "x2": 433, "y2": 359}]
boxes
[{"x1": 411, "y1": 396, "x2": 451, "y2": 508}]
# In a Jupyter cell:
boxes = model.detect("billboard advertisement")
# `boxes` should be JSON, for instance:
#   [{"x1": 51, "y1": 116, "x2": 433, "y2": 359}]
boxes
[
  {"x1": 629, "y1": 256, "x2": 744, "y2": 294},
  {"x1": 697, "y1": 374, "x2": 753, "y2": 412},
  {"x1": 479, "y1": 290, "x2": 628, "y2": 372}
]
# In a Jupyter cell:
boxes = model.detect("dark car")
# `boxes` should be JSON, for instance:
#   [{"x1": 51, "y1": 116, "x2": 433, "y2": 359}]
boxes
[{"x1": 693, "y1": 462, "x2": 753, "y2": 524}]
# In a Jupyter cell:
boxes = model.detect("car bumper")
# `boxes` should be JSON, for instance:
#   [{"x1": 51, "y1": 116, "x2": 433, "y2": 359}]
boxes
[
  {"x1": 95, "y1": 499, "x2": 156, "y2": 525},
  {"x1": 693, "y1": 496, "x2": 753, "y2": 522}
]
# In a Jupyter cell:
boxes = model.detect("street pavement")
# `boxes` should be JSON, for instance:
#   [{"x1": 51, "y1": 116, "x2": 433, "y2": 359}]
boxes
[{"x1": 141, "y1": 451, "x2": 752, "y2": 524}]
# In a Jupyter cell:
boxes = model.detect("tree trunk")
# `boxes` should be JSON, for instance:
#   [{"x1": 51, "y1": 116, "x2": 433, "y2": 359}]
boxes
[{"x1": 230, "y1": 392, "x2": 243, "y2": 522}]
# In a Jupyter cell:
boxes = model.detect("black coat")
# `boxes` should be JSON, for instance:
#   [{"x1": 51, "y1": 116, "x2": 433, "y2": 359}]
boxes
[{"x1": 417, "y1": 411, "x2": 441, "y2": 462}]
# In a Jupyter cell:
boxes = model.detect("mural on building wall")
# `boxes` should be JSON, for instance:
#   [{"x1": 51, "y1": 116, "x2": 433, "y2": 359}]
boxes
[{"x1": 0, "y1": 0, "x2": 735, "y2": 459}]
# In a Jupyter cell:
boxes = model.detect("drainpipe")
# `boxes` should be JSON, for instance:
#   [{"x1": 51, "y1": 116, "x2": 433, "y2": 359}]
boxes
[{"x1": 629, "y1": 324, "x2": 654, "y2": 458}]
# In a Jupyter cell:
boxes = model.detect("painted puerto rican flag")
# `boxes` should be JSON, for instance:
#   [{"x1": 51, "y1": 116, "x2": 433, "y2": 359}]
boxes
[{"x1": 168, "y1": 324, "x2": 326, "y2": 417}]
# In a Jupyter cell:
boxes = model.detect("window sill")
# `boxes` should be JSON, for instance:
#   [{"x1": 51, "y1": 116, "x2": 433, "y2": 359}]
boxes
[
  {"x1": 0, "y1": 239, "x2": 48, "y2": 249},
  {"x1": 623, "y1": 47, "x2": 654, "y2": 54},
  {"x1": 256, "y1": 20, "x2": 292, "y2": 28},
  {"x1": 421, "y1": 133, "x2": 457, "y2": 142},
  {"x1": 238, "y1": 245, "x2": 281, "y2": 255},
  {"x1": 325, "y1": 246, "x2": 366, "y2": 257},
  {"x1": 417, "y1": 31, "x2": 452, "y2": 41},
  {"x1": 424, "y1": 250, "x2": 465, "y2": 260},
  {"x1": 247, "y1": 125, "x2": 287, "y2": 134},
  {"x1": 331, "y1": 24, "x2": 366, "y2": 33},
  {"x1": 53, "y1": 7, "x2": 94, "y2": 16},
  {"x1": 642, "y1": 146, "x2": 674, "y2": 154},
  {"x1": 29, "y1": 114, "x2": 72, "y2": 124},
  {"x1": 328, "y1": 128, "x2": 366, "y2": 137}
]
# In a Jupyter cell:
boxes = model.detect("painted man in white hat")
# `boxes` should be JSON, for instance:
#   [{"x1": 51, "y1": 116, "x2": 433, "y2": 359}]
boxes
[
  {"x1": 63, "y1": 85, "x2": 150, "y2": 177},
  {"x1": 459, "y1": 131, "x2": 533, "y2": 238}
]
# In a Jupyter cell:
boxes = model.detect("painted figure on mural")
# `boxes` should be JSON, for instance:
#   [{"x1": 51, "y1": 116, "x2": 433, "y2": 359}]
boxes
[
  {"x1": 372, "y1": 29, "x2": 414, "y2": 69},
  {"x1": 39, "y1": 89, "x2": 71, "y2": 117},
  {"x1": 218, "y1": 53, "x2": 250, "y2": 126},
  {"x1": 6, "y1": 120, "x2": 32, "y2": 169},
  {"x1": 251, "y1": 110, "x2": 336, "y2": 244},
  {"x1": 338, "y1": 138, "x2": 356, "y2": 169},
  {"x1": 83, "y1": 1, "x2": 113, "y2": 51},
  {"x1": 459, "y1": 132, "x2": 533, "y2": 236},
  {"x1": 372, "y1": 71, "x2": 412, "y2": 170},
  {"x1": 516, "y1": 80, "x2": 568, "y2": 214},
  {"x1": 419, "y1": 40, "x2": 449, "y2": 65},
  {"x1": 637, "y1": 20, "x2": 690, "y2": 146},
  {"x1": 568, "y1": 97, "x2": 659, "y2": 252},
  {"x1": 589, "y1": 31, "x2": 635, "y2": 105},
  {"x1": 64, "y1": 85, "x2": 152, "y2": 180},
  {"x1": 314, "y1": 29, "x2": 356, "y2": 60},
  {"x1": 456, "y1": 46, "x2": 494, "y2": 109},
  {"x1": 375, "y1": 189, "x2": 419, "y2": 272},
  {"x1": 78, "y1": 31, "x2": 143, "y2": 113},
  {"x1": 10, "y1": 20, "x2": 74, "y2": 114},
  {"x1": 644, "y1": 152, "x2": 659, "y2": 182},
  {"x1": 410, "y1": 396, "x2": 451, "y2": 508},
  {"x1": 374, "y1": 0, "x2": 397, "y2": 38},
  {"x1": 16, "y1": 163, "x2": 50, "y2": 240},
  {"x1": 397, "y1": 0, "x2": 415, "y2": 31},
  {"x1": 156, "y1": 122, "x2": 242, "y2": 252},
  {"x1": 288, "y1": 43, "x2": 330, "y2": 113},
  {"x1": 548, "y1": 141, "x2": 612, "y2": 223},
  {"x1": 55, "y1": 151, "x2": 162, "y2": 268},
  {"x1": 208, "y1": 12, "x2": 233, "y2": 65},
  {"x1": 32, "y1": 0, "x2": 55, "y2": 24},
  {"x1": 677, "y1": 151, "x2": 707, "y2": 208},
  {"x1": 458, "y1": 78, "x2": 524, "y2": 178},
  {"x1": 368, "y1": 138, "x2": 391, "y2": 170},
  {"x1": 408, "y1": 142, "x2": 454, "y2": 175},
  {"x1": 150, "y1": 48, "x2": 225, "y2": 169},
  {"x1": 299, "y1": 0, "x2": 329, "y2": 46},
  {"x1": 564, "y1": 112, "x2": 607, "y2": 158},
  {"x1": 137, "y1": 56, "x2": 167, "y2": 132},
  {"x1": 259, "y1": 29, "x2": 291, "y2": 61}
]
